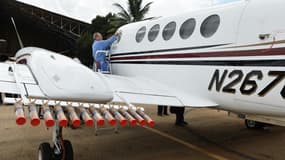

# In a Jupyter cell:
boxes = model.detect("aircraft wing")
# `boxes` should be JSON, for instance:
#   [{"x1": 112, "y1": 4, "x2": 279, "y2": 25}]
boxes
[
  {"x1": 0, "y1": 62, "x2": 45, "y2": 100},
  {"x1": 0, "y1": 62, "x2": 217, "y2": 108},
  {"x1": 103, "y1": 75, "x2": 218, "y2": 108}
]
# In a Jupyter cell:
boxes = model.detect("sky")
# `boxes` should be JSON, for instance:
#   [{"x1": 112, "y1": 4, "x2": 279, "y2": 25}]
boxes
[{"x1": 17, "y1": 0, "x2": 239, "y2": 23}]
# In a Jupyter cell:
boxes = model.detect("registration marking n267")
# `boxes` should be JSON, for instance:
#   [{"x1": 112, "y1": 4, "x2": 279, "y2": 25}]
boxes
[{"x1": 208, "y1": 69, "x2": 285, "y2": 97}]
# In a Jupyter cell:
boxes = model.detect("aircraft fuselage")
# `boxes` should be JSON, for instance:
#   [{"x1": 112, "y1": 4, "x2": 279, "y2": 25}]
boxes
[{"x1": 110, "y1": 0, "x2": 285, "y2": 117}]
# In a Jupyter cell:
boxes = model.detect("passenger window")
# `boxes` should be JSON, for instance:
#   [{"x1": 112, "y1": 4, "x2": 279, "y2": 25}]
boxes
[
  {"x1": 148, "y1": 24, "x2": 160, "y2": 42},
  {"x1": 200, "y1": 15, "x2": 220, "y2": 38},
  {"x1": 136, "y1": 26, "x2": 146, "y2": 43},
  {"x1": 179, "y1": 18, "x2": 196, "y2": 39},
  {"x1": 162, "y1": 21, "x2": 176, "y2": 41}
]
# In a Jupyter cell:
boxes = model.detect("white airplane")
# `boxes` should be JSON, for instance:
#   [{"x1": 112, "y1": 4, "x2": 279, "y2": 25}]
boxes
[{"x1": 0, "y1": 0, "x2": 285, "y2": 159}]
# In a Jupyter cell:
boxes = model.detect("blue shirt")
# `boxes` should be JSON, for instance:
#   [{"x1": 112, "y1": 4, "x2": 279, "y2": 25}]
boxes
[{"x1": 92, "y1": 35, "x2": 117, "y2": 61}]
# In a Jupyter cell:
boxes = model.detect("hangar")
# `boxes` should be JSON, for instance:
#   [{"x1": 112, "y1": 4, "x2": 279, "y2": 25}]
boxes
[{"x1": 0, "y1": 0, "x2": 90, "y2": 59}]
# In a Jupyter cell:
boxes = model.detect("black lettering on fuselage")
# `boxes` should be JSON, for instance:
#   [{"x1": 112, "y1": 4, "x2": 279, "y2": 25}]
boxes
[
  {"x1": 208, "y1": 69, "x2": 228, "y2": 91},
  {"x1": 222, "y1": 70, "x2": 243, "y2": 94},
  {"x1": 209, "y1": 69, "x2": 285, "y2": 98},
  {"x1": 240, "y1": 71, "x2": 263, "y2": 95},
  {"x1": 258, "y1": 71, "x2": 285, "y2": 97}
]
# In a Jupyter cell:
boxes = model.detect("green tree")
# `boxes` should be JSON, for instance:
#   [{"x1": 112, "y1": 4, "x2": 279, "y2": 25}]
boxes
[{"x1": 112, "y1": 0, "x2": 153, "y2": 26}]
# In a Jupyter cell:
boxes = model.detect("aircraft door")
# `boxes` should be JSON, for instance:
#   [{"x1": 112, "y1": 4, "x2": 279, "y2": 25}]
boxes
[{"x1": 237, "y1": 0, "x2": 285, "y2": 46}]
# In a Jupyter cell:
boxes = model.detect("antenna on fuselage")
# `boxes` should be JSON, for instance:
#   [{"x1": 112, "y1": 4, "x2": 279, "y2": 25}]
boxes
[{"x1": 11, "y1": 17, "x2": 24, "y2": 49}]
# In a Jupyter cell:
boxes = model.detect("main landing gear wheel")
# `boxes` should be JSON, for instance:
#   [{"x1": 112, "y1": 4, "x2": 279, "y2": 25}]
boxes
[
  {"x1": 63, "y1": 140, "x2": 73, "y2": 160},
  {"x1": 245, "y1": 119, "x2": 264, "y2": 129},
  {"x1": 37, "y1": 118, "x2": 74, "y2": 160},
  {"x1": 38, "y1": 143, "x2": 52, "y2": 160},
  {"x1": 54, "y1": 140, "x2": 74, "y2": 160},
  {"x1": 53, "y1": 122, "x2": 74, "y2": 160}
]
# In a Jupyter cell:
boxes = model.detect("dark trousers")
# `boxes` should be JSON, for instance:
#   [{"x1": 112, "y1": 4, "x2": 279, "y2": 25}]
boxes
[
  {"x1": 0, "y1": 93, "x2": 2, "y2": 104},
  {"x1": 170, "y1": 107, "x2": 185, "y2": 124},
  {"x1": 157, "y1": 105, "x2": 168, "y2": 115}
]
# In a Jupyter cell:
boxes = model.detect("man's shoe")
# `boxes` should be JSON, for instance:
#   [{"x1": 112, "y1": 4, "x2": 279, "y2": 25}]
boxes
[
  {"x1": 182, "y1": 121, "x2": 188, "y2": 125},
  {"x1": 164, "y1": 113, "x2": 169, "y2": 116},
  {"x1": 175, "y1": 122, "x2": 185, "y2": 127},
  {"x1": 157, "y1": 113, "x2": 163, "y2": 116}
]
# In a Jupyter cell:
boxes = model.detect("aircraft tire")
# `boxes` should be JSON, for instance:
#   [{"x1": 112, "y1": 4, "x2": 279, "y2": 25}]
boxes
[
  {"x1": 63, "y1": 140, "x2": 74, "y2": 160},
  {"x1": 245, "y1": 119, "x2": 264, "y2": 129},
  {"x1": 38, "y1": 142, "x2": 52, "y2": 160}
]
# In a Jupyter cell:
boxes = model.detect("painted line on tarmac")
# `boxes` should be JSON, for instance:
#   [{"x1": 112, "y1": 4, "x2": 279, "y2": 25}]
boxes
[{"x1": 144, "y1": 126, "x2": 229, "y2": 160}]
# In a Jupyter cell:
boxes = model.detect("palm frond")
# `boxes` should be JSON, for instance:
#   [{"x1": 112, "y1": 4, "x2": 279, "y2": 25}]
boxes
[
  {"x1": 113, "y1": 3, "x2": 131, "y2": 20},
  {"x1": 113, "y1": 0, "x2": 153, "y2": 23},
  {"x1": 139, "y1": 1, "x2": 153, "y2": 16}
]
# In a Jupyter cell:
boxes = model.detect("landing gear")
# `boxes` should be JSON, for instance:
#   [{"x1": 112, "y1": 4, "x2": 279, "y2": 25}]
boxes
[
  {"x1": 245, "y1": 119, "x2": 265, "y2": 129},
  {"x1": 38, "y1": 122, "x2": 73, "y2": 160},
  {"x1": 61, "y1": 140, "x2": 73, "y2": 160},
  {"x1": 38, "y1": 143, "x2": 52, "y2": 160}
]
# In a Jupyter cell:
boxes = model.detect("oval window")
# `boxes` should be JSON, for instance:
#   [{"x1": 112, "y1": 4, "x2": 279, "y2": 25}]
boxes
[
  {"x1": 136, "y1": 26, "x2": 146, "y2": 43},
  {"x1": 162, "y1": 21, "x2": 176, "y2": 41},
  {"x1": 148, "y1": 24, "x2": 160, "y2": 42},
  {"x1": 200, "y1": 15, "x2": 220, "y2": 38},
  {"x1": 179, "y1": 18, "x2": 196, "y2": 39}
]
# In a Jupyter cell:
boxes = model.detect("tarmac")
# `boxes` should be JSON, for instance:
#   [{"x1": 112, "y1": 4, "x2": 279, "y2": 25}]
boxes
[{"x1": 0, "y1": 105, "x2": 285, "y2": 160}]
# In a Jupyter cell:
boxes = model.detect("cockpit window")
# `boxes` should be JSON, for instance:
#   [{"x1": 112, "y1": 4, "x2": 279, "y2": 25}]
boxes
[
  {"x1": 148, "y1": 24, "x2": 160, "y2": 42},
  {"x1": 162, "y1": 21, "x2": 176, "y2": 41},
  {"x1": 200, "y1": 15, "x2": 220, "y2": 38},
  {"x1": 180, "y1": 18, "x2": 196, "y2": 39},
  {"x1": 136, "y1": 26, "x2": 147, "y2": 43}
]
